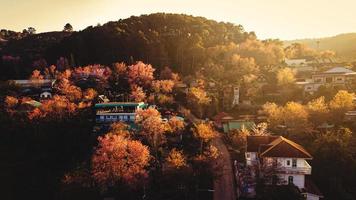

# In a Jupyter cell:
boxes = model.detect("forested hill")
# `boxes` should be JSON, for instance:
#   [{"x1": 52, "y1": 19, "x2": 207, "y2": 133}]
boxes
[
  {"x1": 0, "y1": 13, "x2": 256, "y2": 79},
  {"x1": 285, "y1": 33, "x2": 356, "y2": 61}
]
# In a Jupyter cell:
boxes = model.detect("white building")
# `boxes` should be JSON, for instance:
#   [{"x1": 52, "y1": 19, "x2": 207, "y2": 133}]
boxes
[
  {"x1": 297, "y1": 67, "x2": 356, "y2": 94},
  {"x1": 245, "y1": 136, "x2": 278, "y2": 166},
  {"x1": 285, "y1": 58, "x2": 314, "y2": 72},
  {"x1": 245, "y1": 136, "x2": 323, "y2": 200},
  {"x1": 95, "y1": 102, "x2": 147, "y2": 124}
]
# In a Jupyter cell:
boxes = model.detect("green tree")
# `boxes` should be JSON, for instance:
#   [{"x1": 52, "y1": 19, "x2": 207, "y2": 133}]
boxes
[
  {"x1": 27, "y1": 27, "x2": 36, "y2": 35},
  {"x1": 63, "y1": 23, "x2": 73, "y2": 32},
  {"x1": 311, "y1": 128, "x2": 355, "y2": 200}
]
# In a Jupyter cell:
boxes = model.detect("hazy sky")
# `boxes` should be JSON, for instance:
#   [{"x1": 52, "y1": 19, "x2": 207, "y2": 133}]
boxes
[{"x1": 1, "y1": 0, "x2": 356, "y2": 40}]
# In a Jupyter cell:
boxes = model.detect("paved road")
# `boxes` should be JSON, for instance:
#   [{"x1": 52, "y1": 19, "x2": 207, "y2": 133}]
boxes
[{"x1": 212, "y1": 135, "x2": 236, "y2": 200}]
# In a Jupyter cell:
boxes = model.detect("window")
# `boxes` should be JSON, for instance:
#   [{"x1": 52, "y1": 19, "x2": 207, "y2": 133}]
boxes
[
  {"x1": 288, "y1": 176, "x2": 294, "y2": 184},
  {"x1": 292, "y1": 159, "x2": 297, "y2": 168},
  {"x1": 273, "y1": 159, "x2": 278, "y2": 167},
  {"x1": 246, "y1": 153, "x2": 250, "y2": 158},
  {"x1": 326, "y1": 77, "x2": 332, "y2": 83},
  {"x1": 336, "y1": 77, "x2": 343, "y2": 82},
  {"x1": 315, "y1": 78, "x2": 322, "y2": 83},
  {"x1": 130, "y1": 115, "x2": 135, "y2": 121},
  {"x1": 286, "y1": 160, "x2": 291, "y2": 166},
  {"x1": 117, "y1": 106, "x2": 124, "y2": 112}
]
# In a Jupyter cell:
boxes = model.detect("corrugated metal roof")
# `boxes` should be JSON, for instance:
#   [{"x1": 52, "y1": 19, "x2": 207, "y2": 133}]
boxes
[
  {"x1": 324, "y1": 67, "x2": 355, "y2": 74},
  {"x1": 95, "y1": 102, "x2": 146, "y2": 108},
  {"x1": 223, "y1": 120, "x2": 255, "y2": 133},
  {"x1": 23, "y1": 100, "x2": 42, "y2": 108}
]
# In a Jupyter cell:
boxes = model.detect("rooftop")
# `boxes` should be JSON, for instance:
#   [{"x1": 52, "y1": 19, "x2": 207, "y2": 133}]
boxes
[
  {"x1": 222, "y1": 120, "x2": 256, "y2": 133},
  {"x1": 302, "y1": 177, "x2": 324, "y2": 197},
  {"x1": 95, "y1": 102, "x2": 146, "y2": 108},
  {"x1": 323, "y1": 67, "x2": 356, "y2": 74},
  {"x1": 260, "y1": 136, "x2": 313, "y2": 159},
  {"x1": 12, "y1": 79, "x2": 55, "y2": 84},
  {"x1": 246, "y1": 135, "x2": 279, "y2": 152},
  {"x1": 23, "y1": 100, "x2": 42, "y2": 108},
  {"x1": 246, "y1": 136, "x2": 313, "y2": 159}
]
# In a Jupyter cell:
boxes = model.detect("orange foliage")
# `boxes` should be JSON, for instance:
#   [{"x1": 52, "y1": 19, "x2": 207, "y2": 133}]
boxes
[
  {"x1": 171, "y1": 73, "x2": 180, "y2": 82},
  {"x1": 157, "y1": 94, "x2": 174, "y2": 105},
  {"x1": 44, "y1": 65, "x2": 57, "y2": 79},
  {"x1": 58, "y1": 69, "x2": 72, "y2": 79},
  {"x1": 160, "y1": 80, "x2": 175, "y2": 93},
  {"x1": 166, "y1": 148, "x2": 187, "y2": 169},
  {"x1": 28, "y1": 108, "x2": 43, "y2": 120},
  {"x1": 168, "y1": 116, "x2": 185, "y2": 133},
  {"x1": 135, "y1": 108, "x2": 161, "y2": 123},
  {"x1": 83, "y1": 88, "x2": 98, "y2": 100},
  {"x1": 152, "y1": 80, "x2": 175, "y2": 94},
  {"x1": 78, "y1": 101, "x2": 92, "y2": 109},
  {"x1": 91, "y1": 135, "x2": 150, "y2": 188},
  {"x1": 136, "y1": 108, "x2": 169, "y2": 152},
  {"x1": 140, "y1": 116, "x2": 169, "y2": 148},
  {"x1": 192, "y1": 123, "x2": 217, "y2": 143},
  {"x1": 113, "y1": 62, "x2": 128, "y2": 75},
  {"x1": 4, "y1": 96, "x2": 18, "y2": 109},
  {"x1": 151, "y1": 81, "x2": 161, "y2": 93},
  {"x1": 56, "y1": 78, "x2": 82, "y2": 101},
  {"x1": 30, "y1": 69, "x2": 44, "y2": 80},
  {"x1": 108, "y1": 122, "x2": 130, "y2": 138},
  {"x1": 203, "y1": 145, "x2": 220, "y2": 160},
  {"x1": 127, "y1": 61, "x2": 155, "y2": 87},
  {"x1": 147, "y1": 94, "x2": 155, "y2": 104},
  {"x1": 130, "y1": 85, "x2": 146, "y2": 102},
  {"x1": 73, "y1": 64, "x2": 112, "y2": 80},
  {"x1": 187, "y1": 87, "x2": 211, "y2": 105},
  {"x1": 27, "y1": 95, "x2": 79, "y2": 120}
]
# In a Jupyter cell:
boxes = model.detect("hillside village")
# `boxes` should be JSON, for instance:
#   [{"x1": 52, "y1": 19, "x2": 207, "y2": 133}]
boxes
[{"x1": 1, "y1": 13, "x2": 356, "y2": 200}]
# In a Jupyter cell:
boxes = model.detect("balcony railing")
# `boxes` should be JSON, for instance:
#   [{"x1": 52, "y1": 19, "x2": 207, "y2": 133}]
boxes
[{"x1": 276, "y1": 161, "x2": 312, "y2": 175}]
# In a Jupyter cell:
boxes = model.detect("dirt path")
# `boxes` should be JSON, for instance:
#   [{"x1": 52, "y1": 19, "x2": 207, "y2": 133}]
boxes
[
  {"x1": 178, "y1": 106, "x2": 236, "y2": 200},
  {"x1": 212, "y1": 135, "x2": 236, "y2": 200}
]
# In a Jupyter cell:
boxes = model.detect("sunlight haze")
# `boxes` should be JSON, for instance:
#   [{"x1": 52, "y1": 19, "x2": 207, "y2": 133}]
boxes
[{"x1": 1, "y1": 0, "x2": 356, "y2": 40}]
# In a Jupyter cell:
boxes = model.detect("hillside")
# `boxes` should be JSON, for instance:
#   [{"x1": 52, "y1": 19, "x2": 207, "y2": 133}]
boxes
[
  {"x1": 0, "y1": 31, "x2": 72, "y2": 79},
  {"x1": 0, "y1": 13, "x2": 254, "y2": 79},
  {"x1": 285, "y1": 33, "x2": 356, "y2": 61}
]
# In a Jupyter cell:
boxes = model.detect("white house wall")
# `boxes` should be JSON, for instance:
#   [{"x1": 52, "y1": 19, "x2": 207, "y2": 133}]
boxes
[
  {"x1": 278, "y1": 174, "x2": 305, "y2": 189},
  {"x1": 276, "y1": 158, "x2": 308, "y2": 168},
  {"x1": 246, "y1": 152, "x2": 258, "y2": 166},
  {"x1": 305, "y1": 193, "x2": 320, "y2": 200}
]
